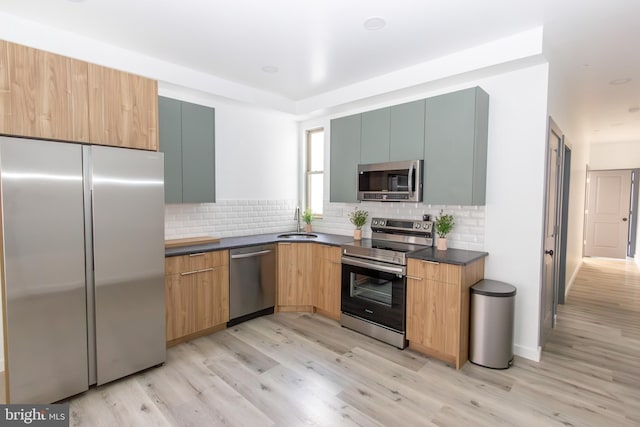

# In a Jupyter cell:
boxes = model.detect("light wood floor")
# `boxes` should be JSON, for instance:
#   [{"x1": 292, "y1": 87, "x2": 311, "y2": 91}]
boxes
[{"x1": 68, "y1": 258, "x2": 640, "y2": 426}]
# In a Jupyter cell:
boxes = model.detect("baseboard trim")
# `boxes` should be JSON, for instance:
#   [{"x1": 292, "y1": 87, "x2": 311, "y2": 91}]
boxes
[
  {"x1": 514, "y1": 344, "x2": 541, "y2": 362},
  {"x1": 565, "y1": 259, "x2": 583, "y2": 299}
]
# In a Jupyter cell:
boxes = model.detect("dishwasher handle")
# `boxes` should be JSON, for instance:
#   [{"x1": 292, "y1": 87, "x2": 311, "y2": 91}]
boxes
[{"x1": 230, "y1": 249, "x2": 273, "y2": 259}]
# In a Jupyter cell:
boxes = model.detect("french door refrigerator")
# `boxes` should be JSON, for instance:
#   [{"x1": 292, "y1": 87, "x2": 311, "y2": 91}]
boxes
[{"x1": 0, "y1": 136, "x2": 166, "y2": 403}]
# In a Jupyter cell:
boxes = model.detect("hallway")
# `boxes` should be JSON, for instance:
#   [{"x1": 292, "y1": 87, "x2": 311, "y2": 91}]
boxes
[{"x1": 542, "y1": 258, "x2": 640, "y2": 425}]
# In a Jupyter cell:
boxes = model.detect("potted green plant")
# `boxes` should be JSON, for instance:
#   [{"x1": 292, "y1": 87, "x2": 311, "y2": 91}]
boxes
[
  {"x1": 349, "y1": 208, "x2": 369, "y2": 240},
  {"x1": 302, "y1": 208, "x2": 313, "y2": 232},
  {"x1": 434, "y1": 210, "x2": 455, "y2": 250}
]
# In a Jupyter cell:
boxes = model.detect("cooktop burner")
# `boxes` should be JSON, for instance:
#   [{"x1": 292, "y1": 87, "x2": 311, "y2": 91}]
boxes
[{"x1": 341, "y1": 217, "x2": 433, "y2": 266}]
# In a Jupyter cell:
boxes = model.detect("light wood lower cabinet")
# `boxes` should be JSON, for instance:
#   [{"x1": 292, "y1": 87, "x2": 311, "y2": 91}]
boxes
[
  {"x1": 406, "y1": 258, "x2": 484, "y2": 369},
  {"x1": 165, "y1": 250, "x2": 229, "y2": 345},
  {"x1": 312, "y1": 244, "x2": 342, "y2": 320},
  {"x1": 276, "y1": 243, "x2": 313, "y2": 311}
]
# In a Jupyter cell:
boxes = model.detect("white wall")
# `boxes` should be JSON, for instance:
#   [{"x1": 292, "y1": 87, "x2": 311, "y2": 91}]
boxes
[
  {"x1": 300, "y1": 63, "x2": 550, "y2": 361},
  {"x1": 546, "y1": 49, "x2": 591, "y2": 299},
  {"x1": 159, "y1": 83, "x2": 300, "y2": 239},
  {"x1": 589, "y1": 140, "x2": 640, "y2": 170},
  {"x1": 159, "y1": 85, "x2": 299, "y2": 202}
]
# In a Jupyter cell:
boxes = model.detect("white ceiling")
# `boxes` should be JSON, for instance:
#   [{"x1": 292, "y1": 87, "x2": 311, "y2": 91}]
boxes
[{"x1": 1, "y1": 0, "x2": 639, "y2": 143}]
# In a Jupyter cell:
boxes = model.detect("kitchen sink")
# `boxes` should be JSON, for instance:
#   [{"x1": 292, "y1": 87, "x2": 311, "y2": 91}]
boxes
[{"x1": 277, "y1": 233, "x2": 318, "y2": 239}]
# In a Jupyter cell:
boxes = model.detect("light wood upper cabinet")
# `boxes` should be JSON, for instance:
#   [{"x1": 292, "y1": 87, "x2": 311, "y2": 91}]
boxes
[
  {"x1": 312, "y1": 244, "x2": 342, "y2": 321},
  {"x1": 0, "y1": 39, "x2": 158, "y2": 151},
  {"x1": 88, "y1": 64, "x2": 158, "y2": 151},
  {"x1": 277, "y1": 243, "x2": 313, "y2": 308},
  {"x1": 406, "y1": 258, "x2": 484, "y2": 369},
  {"x1": 0, "y1": 41, "x2": 90, "y2": 142},
  {"x1": 165, "y1": 250, "x2": 229, "y2": 344},
  {"x1": 0, "y1": 40, "x2": 10, "y2": 132}
]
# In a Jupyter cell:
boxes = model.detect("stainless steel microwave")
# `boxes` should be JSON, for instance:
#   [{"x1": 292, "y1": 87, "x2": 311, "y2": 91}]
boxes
[{"x1": 357, "y1": 160, "x2": 423, "y2": 202}]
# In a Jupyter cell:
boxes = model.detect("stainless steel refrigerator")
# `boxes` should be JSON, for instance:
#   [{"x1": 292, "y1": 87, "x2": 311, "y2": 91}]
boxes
[{"x1": 0, "y1": 136, "x2": 166, "y2": 403}]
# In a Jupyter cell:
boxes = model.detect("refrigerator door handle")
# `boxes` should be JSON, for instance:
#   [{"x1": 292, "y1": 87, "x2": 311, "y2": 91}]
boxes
[{"x1": 82, "y1": 146, "x2": 97, "y2": 386}]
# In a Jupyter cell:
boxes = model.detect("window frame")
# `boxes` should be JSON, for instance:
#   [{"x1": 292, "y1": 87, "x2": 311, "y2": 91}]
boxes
[{"x1": 305, "y1": 127, "x2": 324, "y2": 218}]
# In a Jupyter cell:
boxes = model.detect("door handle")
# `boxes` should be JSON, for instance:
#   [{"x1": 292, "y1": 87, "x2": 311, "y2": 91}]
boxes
[
  {"x1": 545, "y1": 250, "x2": 554, "y2": 256},
  {"x1": 622, "y1": 218, "x2": 628, "y2": 222}
]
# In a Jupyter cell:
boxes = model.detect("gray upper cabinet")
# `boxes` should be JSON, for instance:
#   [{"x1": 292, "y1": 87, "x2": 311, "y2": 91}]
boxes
[
  {"x1": 158, "y1": 97, "x2": 183, "y2": 204},
  {"x1": 424, "y1": 87, "x2": 489, "y2": 205},
  {"x1": 360, "y1": 100, "x2": 425, "y2": 164},
  {"x1": 390, "y1": 99, "x2": 425, "y2": 161},
  {"x1": 330, "y1": 114, "x2": 361, "y2": 203},
  {"x1": 181, "y1": 102, "x2": 215, "y2": 203},
  {"x1": 360, "y1": 107, "x2": 390, "y2": 164},
  {"x1": 159, "y1": 96, "x2": 215, "y2": 204}
]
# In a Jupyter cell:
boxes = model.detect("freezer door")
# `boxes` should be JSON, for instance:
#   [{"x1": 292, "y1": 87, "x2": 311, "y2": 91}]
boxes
[
  {"x1": 90, "y1": 146, "x2": 165, "y2": 385},
  {"x1": 0, "y1": 137, "x2": 88, "y2": 403}
]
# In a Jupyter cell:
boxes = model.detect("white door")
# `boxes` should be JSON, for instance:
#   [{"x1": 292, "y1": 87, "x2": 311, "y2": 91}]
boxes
[
  {"x1": 540, "y1": 120, "x2": 561, "y2": 345},
  {"x1": 585, "y1": 170, "x2": 632, "y2": 259}
]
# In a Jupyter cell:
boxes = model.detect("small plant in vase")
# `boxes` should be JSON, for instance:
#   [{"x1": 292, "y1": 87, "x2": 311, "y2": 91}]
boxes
[
  {"x1": 434, "y1": 210, "x2": 455, "y2": 250},
  {"x1": 302, "y1": 208, "x2": 313, "y2": 232},
  {"x1": 349, "y1": 209, "x2": 369, "y2": 240}
]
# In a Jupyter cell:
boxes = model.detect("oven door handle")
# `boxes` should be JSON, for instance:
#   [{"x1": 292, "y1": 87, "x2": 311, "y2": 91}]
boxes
[{"x1": 341, "y1": 256, "x2": 406, "y2": 275}]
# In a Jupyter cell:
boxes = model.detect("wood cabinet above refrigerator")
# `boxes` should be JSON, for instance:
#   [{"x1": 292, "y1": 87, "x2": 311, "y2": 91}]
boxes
[{"x1": 0, "y1": 39, "x2": 158, "y2": 151}]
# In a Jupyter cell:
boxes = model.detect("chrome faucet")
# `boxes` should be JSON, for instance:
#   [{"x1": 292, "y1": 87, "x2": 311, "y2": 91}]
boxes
[{"x1": 294, "y1": 206, "x2": 301, "y2": 232}]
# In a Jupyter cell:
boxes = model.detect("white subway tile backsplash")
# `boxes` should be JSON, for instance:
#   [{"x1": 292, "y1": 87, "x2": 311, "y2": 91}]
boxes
[
  {"x1": 165, "y1": 199, "x2": 486, "y2": 250},
  {"x1": 165, "y1": 200, "x2": 299, "y2": 239},
  {"x1": 311, "y1": 201, "x2": 485, "y2": 250}
]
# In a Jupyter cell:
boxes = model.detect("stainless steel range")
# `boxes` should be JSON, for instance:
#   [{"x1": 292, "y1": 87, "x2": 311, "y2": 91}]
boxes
[{"x1": 341, "y1": 217, "x2": 433, "y2": 348}]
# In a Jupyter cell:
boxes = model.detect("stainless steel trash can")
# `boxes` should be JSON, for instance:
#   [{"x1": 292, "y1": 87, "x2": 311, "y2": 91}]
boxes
[{"x1": 469, "y1": 279, "x2": 517, "y2": 369}]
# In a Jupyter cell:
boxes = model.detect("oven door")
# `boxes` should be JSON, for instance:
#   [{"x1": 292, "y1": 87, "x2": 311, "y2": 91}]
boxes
[{"x1": 341, "y1": 256, "x2": 406, "y2": 332}]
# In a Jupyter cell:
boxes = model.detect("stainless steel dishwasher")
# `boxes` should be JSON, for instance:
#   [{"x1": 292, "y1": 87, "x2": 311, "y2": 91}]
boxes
[{"x1": 229, "y1": 244, "x2": 276, "y2": 325}]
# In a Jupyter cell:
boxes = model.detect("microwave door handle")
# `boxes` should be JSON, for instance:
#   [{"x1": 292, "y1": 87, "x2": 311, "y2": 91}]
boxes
[{"x1": 408, "y1": 164, "x2": 414, "y2": 195}]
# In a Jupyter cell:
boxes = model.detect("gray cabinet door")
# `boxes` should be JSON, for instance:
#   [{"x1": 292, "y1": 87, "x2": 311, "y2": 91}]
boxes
[
  {"x1": 181, "y1": 102, "x2": 215, "y2": 203},
  {"x1": 158, "y1": 97, "x2": 215, "y2": 204},
  {"x1": 390, "y1": 99, "x2": 425, "y2": 161},
  {"x1": 330, "y1": 114, "x2": 361, "y2": 203},
  {"x1": 158, "y1": 96, "x2": 183, "y2": 204},
  {"x1": 424, "y1": 87, "x2": 489, "y2": 205},
  {"x1": 360, "y1": 107, "x2": 390, "y2": 164}
]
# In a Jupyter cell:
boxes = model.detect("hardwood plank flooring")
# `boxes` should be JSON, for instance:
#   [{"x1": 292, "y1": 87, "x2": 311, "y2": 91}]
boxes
[{"x1": 68, "y1": 258, "x2": 640, "y2": 426}]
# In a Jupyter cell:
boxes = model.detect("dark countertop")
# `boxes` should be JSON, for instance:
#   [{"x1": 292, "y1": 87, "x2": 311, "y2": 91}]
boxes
[
  {"x1": 165, "y1": 232, "x2": 356, "y2": 257},
  {"x1": 408, "y1": 247, "x2": 488, "y2": 266}
]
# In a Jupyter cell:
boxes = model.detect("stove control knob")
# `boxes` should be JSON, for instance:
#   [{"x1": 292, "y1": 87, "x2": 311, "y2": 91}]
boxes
[
  {"x1": 415, "y1": 223, "x2": 421, "y2": 229},
  {"x1": 379, "y1": 220, "x2": 385, "y2": 226},
  {"x1": 373, "y1": 219, "x2": 378, "y2": 226}
]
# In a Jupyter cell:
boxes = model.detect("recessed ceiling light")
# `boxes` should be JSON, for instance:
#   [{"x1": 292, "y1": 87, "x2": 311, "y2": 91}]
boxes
[
  {"x1": 593, "y1": 129, "x2": 600, "y2": 133},
  {"x1": 609, "y1": 78, "x2": 631, "y2": 85},
  {"x1": 363, "y1": 17, "x2": 386, "y2": 31},
  {"x1": 629, "y1": 106, "x2": 640, "y2": 113},
  {"x1": 610, "y1": 122, "x2": 624, "y2": 127},
  {"x1": 261, "y1": 66, "x2": 279, "y2": 74},
  {"x1": 67, "y1": 0, "x2": 86, "y2": 3}
]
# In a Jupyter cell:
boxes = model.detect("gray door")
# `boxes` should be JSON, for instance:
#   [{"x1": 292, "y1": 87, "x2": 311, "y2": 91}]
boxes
[
  {"x1": 90, "y1": 146, "x2": 166, "y2": 385},
  {"x1": 0, "y1": 137, "x2": 88, "y2": 403},
  {"x1": 540, "y1": 119, "x2": 562, "y2": 345}
]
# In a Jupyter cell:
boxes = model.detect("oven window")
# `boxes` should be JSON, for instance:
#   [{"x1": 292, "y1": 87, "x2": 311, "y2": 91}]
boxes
[{"x1": 349, "y1": 272, "x2": 392, "y2": 306}]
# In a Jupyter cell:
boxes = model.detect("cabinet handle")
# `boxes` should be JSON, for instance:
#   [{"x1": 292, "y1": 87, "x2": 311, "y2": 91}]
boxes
[
  {"x1": 180, "y1": 267, "x2": 215, "y2": 276},
  {"x1": 188, "y1": 252, "x2": 206, "y2": 257},
  {"x1": 406, "y1": 275, "x2": 423, "y2": 281},
  {"x1": 279, "y1": 242, "x2": 292, "y2": 245},
  {"x1": 421, "y1": 260, "x2": 440, "y2": 265},
  {"x1": 180, "y1": 270, "x2": 199, "y2": 276}
]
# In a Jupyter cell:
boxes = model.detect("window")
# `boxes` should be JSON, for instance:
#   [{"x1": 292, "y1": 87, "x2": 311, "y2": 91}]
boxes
[{"x1": 305, "y1": 128, "x2": 324, "y2": 216}]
